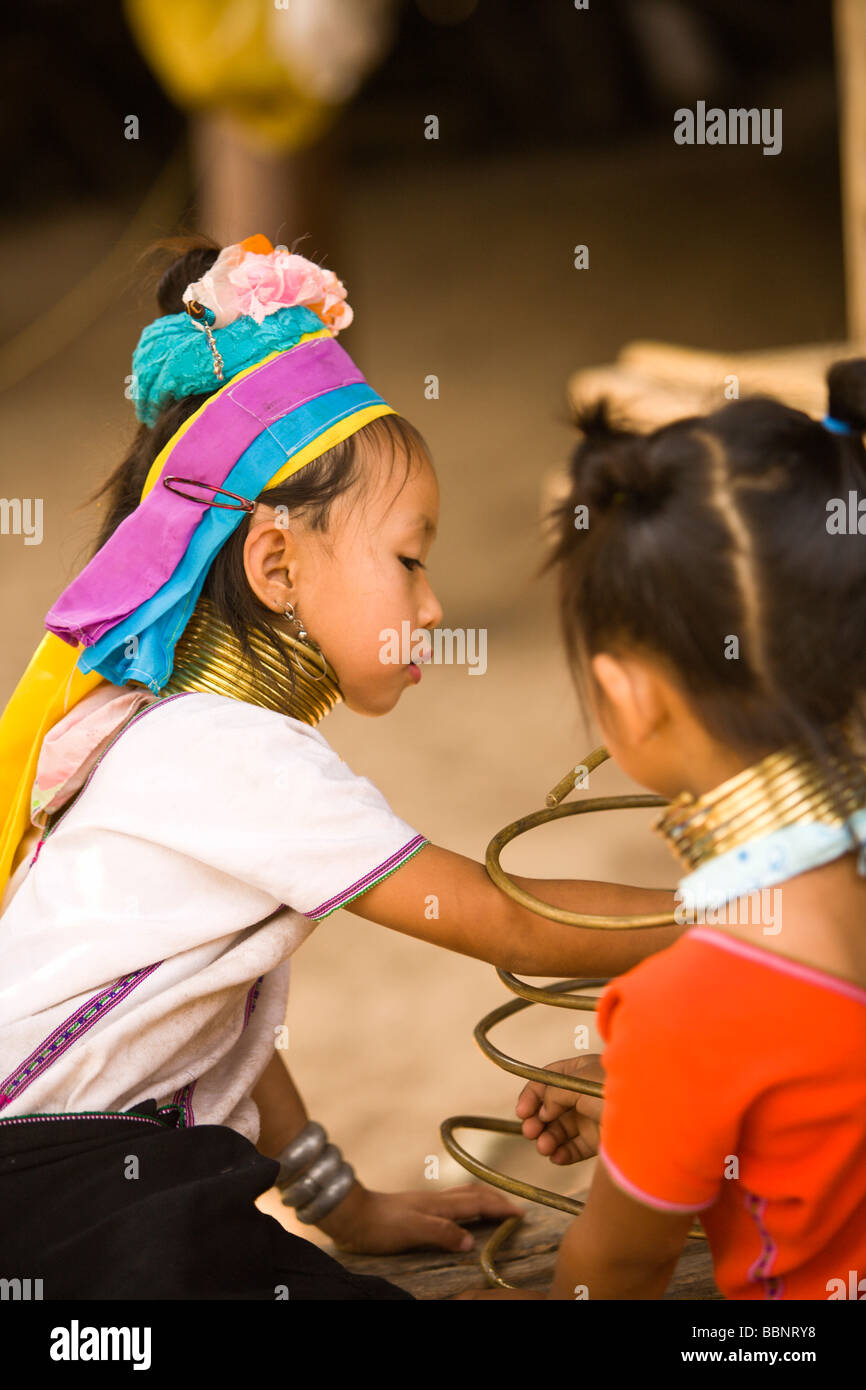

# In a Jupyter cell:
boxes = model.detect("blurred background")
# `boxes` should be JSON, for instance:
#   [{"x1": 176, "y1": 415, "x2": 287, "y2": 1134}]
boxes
[{"x1": 0, "y1": 0, "x2": 855, "y2": 1249}]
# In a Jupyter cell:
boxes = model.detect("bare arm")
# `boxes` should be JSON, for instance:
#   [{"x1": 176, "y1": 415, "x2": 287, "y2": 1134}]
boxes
[
  {"x1": 546, "y1": 1159, "x2": 694, "y2": 1300},
  {"x1": 251, "y1": 1050, "x2": 309, "y2": 1160},
  {"x1": 458, "y1": 1160, "x2": 698, "y2": 1300},
  {"x1": 346, "y1": 841, "x2": 683, "y2": 976},
  {"x1": 251, "y1": 1051, "x2": 369, "y2": 1242},
  {"x1": 251, "y1": 1047, "x2": 523, "y2": 1252}
]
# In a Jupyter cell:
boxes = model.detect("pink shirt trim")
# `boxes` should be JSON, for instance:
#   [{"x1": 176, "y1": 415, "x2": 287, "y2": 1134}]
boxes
[{"x1": 599, "y1": 1144, "x2": 716, "y2": 1214}]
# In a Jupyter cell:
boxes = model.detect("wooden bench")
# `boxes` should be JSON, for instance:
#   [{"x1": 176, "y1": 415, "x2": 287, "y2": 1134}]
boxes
[{"x1": 325, "y1": 1203, "x2": 720, "y2": 1300}]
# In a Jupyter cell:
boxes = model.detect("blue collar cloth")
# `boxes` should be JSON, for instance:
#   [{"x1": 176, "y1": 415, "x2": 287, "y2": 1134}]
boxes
[{"x1": 675, "y1": 811, "x2": 866, "y2": 914}]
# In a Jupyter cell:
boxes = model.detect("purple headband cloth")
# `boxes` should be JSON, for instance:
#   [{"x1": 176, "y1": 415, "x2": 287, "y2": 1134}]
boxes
[{"x1": 46, "y1": 338, "x2": 367, "y2": 648}]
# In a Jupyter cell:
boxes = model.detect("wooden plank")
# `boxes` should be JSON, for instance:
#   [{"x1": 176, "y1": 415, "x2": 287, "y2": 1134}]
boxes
[
  {"x1": 566, "y1": 339, "x2": 860, "y2": 433},
  {"x1": 618, "y1": 339, "x2": 850, "y2": 408},
  {"x1": 326, "y1": 1204, "x2": 721, "y2": 1300}
]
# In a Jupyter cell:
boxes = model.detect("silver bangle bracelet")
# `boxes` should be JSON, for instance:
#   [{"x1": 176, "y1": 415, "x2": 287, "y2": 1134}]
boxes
[
  {"x1": 275, "y1": 1121, "x2": 327, "y2": 1187},
  {"x1": 295, "y1": 1163, "x2": 357, "y2": 1224},
  {"x1": 279, "y1": 1143, "x2": 344, "y2": 1207},
  {"x1": 275, "y1": 1122, "x2": 357, "y2": 1223}
]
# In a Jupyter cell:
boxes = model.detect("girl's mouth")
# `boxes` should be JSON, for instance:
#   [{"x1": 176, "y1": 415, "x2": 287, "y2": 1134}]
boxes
[{"x1": 407, "y1": 662, "x2": 422, "y2": 684}]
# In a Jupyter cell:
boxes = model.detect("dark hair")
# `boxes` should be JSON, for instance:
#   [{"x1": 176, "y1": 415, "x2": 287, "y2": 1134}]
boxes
[
  {"x1": 81, "y1": 235, "x2": 430, "y2": 683},
  {"x1": 538, "y1": 363, "x2": 866, "y2": 818}
]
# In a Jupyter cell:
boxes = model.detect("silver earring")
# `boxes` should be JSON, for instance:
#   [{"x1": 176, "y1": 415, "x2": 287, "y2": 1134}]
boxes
[
  {"x1": 283, "y1": 601, "x2": 307, "y2": 643},
  {"x1": 282, "y1": 602, "x2": 329, "y2": 682}
]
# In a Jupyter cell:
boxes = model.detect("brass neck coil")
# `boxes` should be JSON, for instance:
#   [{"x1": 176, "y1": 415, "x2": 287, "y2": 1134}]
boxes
[
  {"x1": 159, "y1": 594, "x2": 343, "y2": 726},
  {"x1": 652, "y1": 733, "x2": 866, "y2": 872}
]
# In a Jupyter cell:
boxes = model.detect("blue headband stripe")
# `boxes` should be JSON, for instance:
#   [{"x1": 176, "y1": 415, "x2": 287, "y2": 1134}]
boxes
[{"x1": 77, "y1": 379, "x2": 388, "y2": 690}]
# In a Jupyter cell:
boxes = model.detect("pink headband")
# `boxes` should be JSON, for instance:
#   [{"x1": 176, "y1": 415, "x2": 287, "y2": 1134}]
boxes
[{"x1": 45, "y1": 336, "x2": 386, "y2": 652}]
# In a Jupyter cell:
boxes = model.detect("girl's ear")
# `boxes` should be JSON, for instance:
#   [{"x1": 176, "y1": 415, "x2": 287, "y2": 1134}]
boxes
[
  {"x1": 242, "y1": 514, "x2": 299, "y2": 611},
  {"x1": 590, "y1": 652, "x2": 665, "y2": 750},
  {"x1": 589, "y1": 652, "x2": 628, "y2": 746}
]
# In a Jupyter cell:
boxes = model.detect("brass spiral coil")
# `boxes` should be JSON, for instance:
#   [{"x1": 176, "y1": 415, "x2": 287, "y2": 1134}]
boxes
[{"x1": 440, "y1": 744, "x2": 709, "y2": 1293}]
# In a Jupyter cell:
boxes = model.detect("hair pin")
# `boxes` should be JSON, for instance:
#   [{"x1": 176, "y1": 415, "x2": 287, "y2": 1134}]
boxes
[
  {"x1": 185, "y1": 299, "x2": 225, "y2": 382},
  {"x1": 162, "y1": 475, "x2": 255, "y2": 512}
]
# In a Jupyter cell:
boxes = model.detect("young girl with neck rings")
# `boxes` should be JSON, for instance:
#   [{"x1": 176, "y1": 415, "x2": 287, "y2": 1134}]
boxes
[
  {"x1": 460, "y1": 363, "x2": 866, "y2": 1300},
  {"x1": 0, "y1": 233, "x2": 679, "y2": 1301}
]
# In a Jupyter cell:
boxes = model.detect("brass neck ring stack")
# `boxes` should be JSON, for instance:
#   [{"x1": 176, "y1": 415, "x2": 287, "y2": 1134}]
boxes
[
  {"x1": 652, "y1": 728, "x2": 866, "y2": 872},
  {"x1": 160, "y1": 594, "x2": 343, "y2": 726}
]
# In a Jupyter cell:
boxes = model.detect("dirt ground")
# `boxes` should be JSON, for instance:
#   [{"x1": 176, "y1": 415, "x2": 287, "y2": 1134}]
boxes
[{"x1": 0, "y1": 118, "x2": 844, "y2": 1249}]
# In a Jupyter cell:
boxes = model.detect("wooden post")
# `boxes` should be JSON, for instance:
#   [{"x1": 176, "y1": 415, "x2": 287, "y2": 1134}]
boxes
[{"x1": 834, "y1": 0, "x2": 866, "y2": 346}]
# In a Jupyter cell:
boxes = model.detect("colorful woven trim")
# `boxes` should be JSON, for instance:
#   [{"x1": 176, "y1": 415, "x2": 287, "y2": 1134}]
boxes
[
  {"x1": 0, "y1": 962, "x2": 162, "y2": 1111},
  {"x1": 303, "y1": 834, "x2": 430, "y2": 920}
]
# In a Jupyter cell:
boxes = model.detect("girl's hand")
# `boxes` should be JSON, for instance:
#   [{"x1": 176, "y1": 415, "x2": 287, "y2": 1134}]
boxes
[
  {"x1": 515, "y1": 1054, "x2": 605, "y2": 1162},
  {"x1": 323, "y1": 1183, "x2": 524, "y2": 1256}
]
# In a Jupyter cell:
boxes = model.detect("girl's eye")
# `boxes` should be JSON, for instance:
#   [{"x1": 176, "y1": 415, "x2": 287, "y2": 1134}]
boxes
[{"x1": 399, "y1": 556, "x2": 425, "y2": 572}]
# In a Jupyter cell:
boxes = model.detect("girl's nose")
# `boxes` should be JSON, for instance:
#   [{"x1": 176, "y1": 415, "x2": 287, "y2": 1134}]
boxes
[{"x1": 421, "y1": 578, "x2": 443, "y2": 631}]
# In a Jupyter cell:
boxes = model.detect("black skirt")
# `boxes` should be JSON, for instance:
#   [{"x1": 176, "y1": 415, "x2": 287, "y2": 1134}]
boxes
[{"x1": 0, "y1": 1099, "x2": 415, "y2": 1301}]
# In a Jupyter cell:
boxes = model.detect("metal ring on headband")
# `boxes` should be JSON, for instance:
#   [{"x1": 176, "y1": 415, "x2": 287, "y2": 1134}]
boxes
[{"x1": 162, "y1": 475, "x2": 256, "y2": 512}]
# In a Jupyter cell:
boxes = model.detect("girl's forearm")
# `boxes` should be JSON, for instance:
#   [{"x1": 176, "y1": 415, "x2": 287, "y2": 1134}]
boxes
[
  {"x1": 548, "y1": 1226, "x2": 680, "y2": 1300},
  {"x1": 251, "y1": 1051, "x2": 310, "y2": 1158},
  {"x1": 549, "y1": 1245, "x2": 680, "y2": 1300},
  {"x1": 546, "y1": 1172, "x2": 691, "y2": 1300},
  {"x1": 250, "y1": 1052, "x2": 370, "y2": 1242},
  {"x1": 507, "y1": 876, "x2": 684, "y2": 977},
  {"x1": 345, "y1": 845, "x2": 680, "y2": 978}
]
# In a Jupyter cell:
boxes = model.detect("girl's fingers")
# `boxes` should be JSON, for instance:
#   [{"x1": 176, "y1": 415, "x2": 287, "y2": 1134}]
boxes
[
  {"x1": 414, "y1": 1185, "x2": 524, "y2": 1221},
  {"x1": 407, "y1": 1212, "x2": 502, "y2": 1253},
  {"x1": 414, "y1": 1181, "x2": 514, "y2": 1202},
  {"x1": 549, "y1": 1125, "x2": 597, "y2": 1162},
  {"x1": 523, "y1": 1103, "x2": 573, "y2": 1132},
  {"x1": 535, "y1": 1106, "x2": 600, "y2": 1163},
  {"x1": 534, "y1": 1105, "x2": 584, "y2": 1151},
  {"x1": 408, "y1": 1213, "x2": 476, "y2": 1252},
  {"x1": 537, "y1": 1082, "x2": 591, "y2": 1120},
  {"x1": 516, "y1": 1058, "x2": 605, "y2": 1123},
  {"x1": 515, "y1": 1079, "x2": 545, "y2": 1119}
]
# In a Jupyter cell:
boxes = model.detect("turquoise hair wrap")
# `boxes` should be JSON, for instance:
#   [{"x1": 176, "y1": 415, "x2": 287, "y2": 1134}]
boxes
[{"x1": 131, "y1": 303, "x2": 327, "y2": 427}]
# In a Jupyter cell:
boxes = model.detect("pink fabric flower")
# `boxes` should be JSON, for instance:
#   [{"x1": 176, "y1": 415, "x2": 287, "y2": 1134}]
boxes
[{"x1": 183, "y1": 245, "x2": 353, "y2": 333}]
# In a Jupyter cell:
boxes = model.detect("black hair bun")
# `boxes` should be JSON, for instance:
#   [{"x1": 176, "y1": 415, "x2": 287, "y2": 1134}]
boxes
[
  {"x1": 826, "y1": 358, "x2": 866, "y2": 432},
  {"x1": 153, "y1": 236, "x2": 222, "y2": 317},
  {"x1": 570, "y1": 398, "x2": 672, "y2": 512}
]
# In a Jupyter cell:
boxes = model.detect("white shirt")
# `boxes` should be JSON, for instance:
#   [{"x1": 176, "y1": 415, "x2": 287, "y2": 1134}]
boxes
[{"x1": 0, "y1": 691, "x2": 427, "y2": 1142}]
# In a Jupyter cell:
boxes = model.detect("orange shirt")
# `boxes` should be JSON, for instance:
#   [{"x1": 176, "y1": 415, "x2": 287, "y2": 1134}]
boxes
[{"x1": 595, "y1": 927, "x2": 866, "y2": 1300}]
